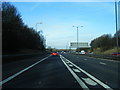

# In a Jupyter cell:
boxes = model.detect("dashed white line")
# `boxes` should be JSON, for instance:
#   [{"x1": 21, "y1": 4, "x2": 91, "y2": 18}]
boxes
[
  {"x1": 88, "y1": 56, "x2": 119, "y2": 63},
  {"x1": 69, "y1": 60, "x2": 113, "y2": 89},
  {"x1": 61, "y1": 55, "x2": 113, "y2": 90},
  {"x1": 100, "y1": 62, "x2": 106, "y2": 65},
  {"x1": 0, "y1": 55, "x2": 51, "y2": 86}
]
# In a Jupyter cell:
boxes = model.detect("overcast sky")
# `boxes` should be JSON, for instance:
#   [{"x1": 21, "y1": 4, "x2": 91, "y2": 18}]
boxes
[{"x1": 11, "y1": 1, "x2": 116, "y2": 49}]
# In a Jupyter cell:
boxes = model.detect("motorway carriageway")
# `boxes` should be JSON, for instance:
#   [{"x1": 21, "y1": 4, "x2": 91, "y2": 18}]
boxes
[{"x1": 1, "y1": 53, "x2": 120, "y2": 89}]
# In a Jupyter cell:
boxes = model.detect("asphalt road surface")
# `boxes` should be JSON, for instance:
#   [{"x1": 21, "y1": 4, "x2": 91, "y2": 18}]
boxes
[{"x1": 1, "y1": 53, "x2": 120, "y2": 89}]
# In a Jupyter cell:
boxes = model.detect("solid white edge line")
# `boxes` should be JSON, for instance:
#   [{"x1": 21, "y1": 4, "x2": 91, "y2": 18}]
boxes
[
  {"x1": 61, "y1": 55, "x2": 113, "y2": 90},
  {"x1": 0, "y1": 55, "x2": 51, "y2": 86},
  {"x1": 60, "y1": 55, "x2": 89, "y2": 90}
]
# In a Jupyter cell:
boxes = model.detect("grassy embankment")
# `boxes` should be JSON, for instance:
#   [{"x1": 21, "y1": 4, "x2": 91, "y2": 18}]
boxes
[{"x1": 93, "y1": 47, "x2": 120, "y2": 54}]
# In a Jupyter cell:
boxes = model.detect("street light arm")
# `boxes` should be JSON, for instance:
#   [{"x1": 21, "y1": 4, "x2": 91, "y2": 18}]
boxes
[{"x1": 73, "y1": 26, "x2": 83, "y2": 28}]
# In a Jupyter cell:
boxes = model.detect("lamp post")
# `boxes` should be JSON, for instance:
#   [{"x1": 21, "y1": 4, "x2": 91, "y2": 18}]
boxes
[
  {"x1": 115, "y1": 0, "x2": 119, "y2": 54},
  {"x1": 45, "y1": 35, "x2": 48, "y2": 49},
  {"x1": 36, "y1": 22, "x2": 42, "y2": 32},
  {"x1": 73, "y1": 26, "x2": 83, "y2": 54}
]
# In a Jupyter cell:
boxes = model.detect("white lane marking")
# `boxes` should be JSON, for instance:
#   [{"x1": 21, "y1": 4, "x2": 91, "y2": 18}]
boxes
[
  {"x1": 77, "y1": 57, "x2": 79, "y2": 58},
  {"x1": 61, "y1": 55, "x2": 113, "y2": 90},
  {"x1": 100, "y1": 62, "x2": 106, "y2": 65},
  {"x1": 88, "y1": 56, "x2": 119, "y2": 63},
  {"x1": 82, "y1": 78, "x2": 97, "y2": 86},
  {"x1": 0, "y1": 55, "x2": 51, "y2": 86},
  {"x1": 72, "y1": 68, "x2": 81, "y2": 73},
  {"x1": 68, "y1": 64, "x2": 73, "y2": 67},
  {"x1": 66, "y1": 61, "x2": 70, "y2": 64},
  {"x1": 60, "y1": 55, "x2": 89, "y2": 90},
  {"x1": 84, "y1": 59, "x2": 87, "y2": 60}
]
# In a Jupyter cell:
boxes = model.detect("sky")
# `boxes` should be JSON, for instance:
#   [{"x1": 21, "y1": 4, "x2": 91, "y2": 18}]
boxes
[{"x1": 10, "y1": 1, "x2": 117, "y2": 49}]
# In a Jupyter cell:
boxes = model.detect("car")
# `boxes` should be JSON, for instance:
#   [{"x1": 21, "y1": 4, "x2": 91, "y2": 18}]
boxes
[
  {"x1": 61, "y1": 51, "x2": 65, "y2": 54},
  {"x1": 80, "y1": 50, "x2": 85, "y2": 54},
  {"x1": 52, "y1": 52, "x2": 58, "y2": 56},
  {"x1": 112, "y1": 52, "x2": 120, "y2": 55}
]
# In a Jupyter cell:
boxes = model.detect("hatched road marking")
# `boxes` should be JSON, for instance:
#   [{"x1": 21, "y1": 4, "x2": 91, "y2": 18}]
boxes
[
  {"x1": 72, "y1": 68, "x2": 81, "y2": 73},
  {"x1": 66, "y1": 61, "x2": 70, "y2": 64},
  {"x1": 68, "y1": 64, "x2": 73, "y2": 67},
  {"x1": 81, "y1": 78, "x2": 97, "y2": 86},
  {"x1": 60, "y1": 55, "x2": 113, "y2": 90},
  {"x1": 60, "y1": 55, "x2": 89, "y2": 90}
]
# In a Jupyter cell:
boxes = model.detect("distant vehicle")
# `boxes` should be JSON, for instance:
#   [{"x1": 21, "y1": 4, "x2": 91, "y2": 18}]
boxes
[
  {"x1": 112, "y1": 52, "x2": 120, "y2": 55},
  {"x1": 52, "y1": 52, "x2": 58, "y2": 56},
  {"x1": 80, "y1": 50, "x2": 85, "y2": 54},
  {"x1": 61, "y1": 51, "x2": 65, "y2": 54}
]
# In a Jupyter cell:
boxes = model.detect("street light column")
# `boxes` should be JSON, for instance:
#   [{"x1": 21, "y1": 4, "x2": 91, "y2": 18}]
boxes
[
  {"x1": 73, "y1": 26, "x2": 83, "y2": 54},
  {"x1": 115, "y1": 0, "x2": 119, "y2": 54},
  {"x1": 77, "y1": 26, "x2": 78, "y2": 53}
]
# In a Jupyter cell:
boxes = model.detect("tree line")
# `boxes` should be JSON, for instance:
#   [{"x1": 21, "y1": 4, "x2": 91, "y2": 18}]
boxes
[
  {"x1": 90, "y1": 30, "x2": 120, "y2": 52},
  {"x1": 2, "y1": 2, "x2": 45, "y2": 54}
]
